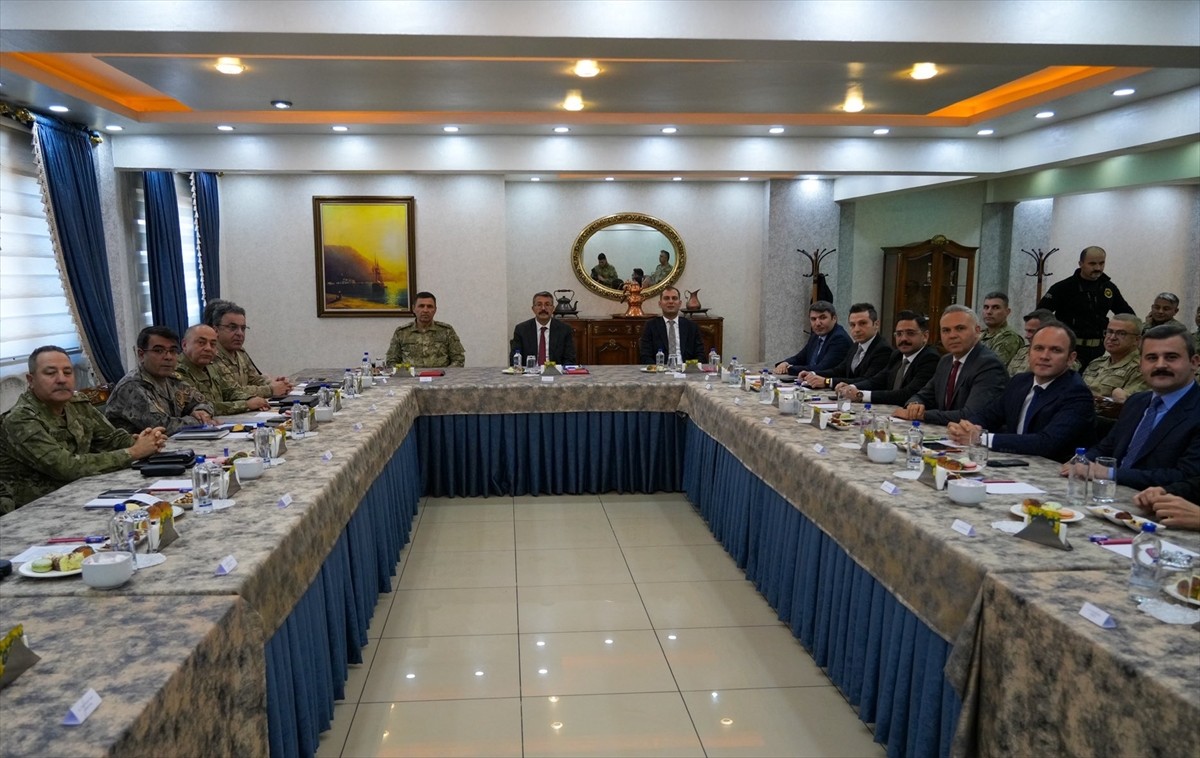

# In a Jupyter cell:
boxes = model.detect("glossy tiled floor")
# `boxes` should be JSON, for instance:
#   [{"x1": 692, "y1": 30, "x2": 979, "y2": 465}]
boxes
[{"x1": 316, "y1": 493, "x2": 885, "y2": 758}]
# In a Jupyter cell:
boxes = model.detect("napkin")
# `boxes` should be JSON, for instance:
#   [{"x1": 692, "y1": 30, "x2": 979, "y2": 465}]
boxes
[
  {"x1": 984, "y1": 482, "x2": 1046, "y2": 495},
  {"x1": 1137, "y1": 599, "x2": 1200, "y2": 625}
]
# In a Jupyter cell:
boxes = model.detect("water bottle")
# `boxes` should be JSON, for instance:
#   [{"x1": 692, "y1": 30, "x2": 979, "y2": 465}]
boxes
[
  {"x1": 109, "y1": 503, "x2": 136, "y2": 568},
  {"x1": 1066, "y1": 448, "x2": 1089, "y2": 507},
  {"x1": 758, "y1": 370, "x2": 774, "y2": 404},
  {"x1": 655, "y1": 349, "x2": 665, "y2": 370},
  {"x1": 1129, "y1": 523, "x2": 1162, "y2": 603},
  {"x1": 905, "y1": 421, "x2": 924, "y2": 470},
  {"x1": 361, "y1": 351, "x2": 373, "y2": 386},
  {"x1": 512, "y1": 350, "x2": 523, "y2": 372},
  {"x1": 708, "y1": 348, "x2": 720, "y2": 372},
  {"x1": 342, "y1": 368, "x2": 355, "y2": 397},
  {"x1": 254, "y1": 422, "x2": 274, "y2": 466},
  {"x1": 860, "y1": 403, "x2": 875, "y2": 443},
  {"x1": 726, "y1": 356, "x2": 741, "y2": 385},
  {"x1": 192, "y1": 455, "x2": 215, "y2": 514}
]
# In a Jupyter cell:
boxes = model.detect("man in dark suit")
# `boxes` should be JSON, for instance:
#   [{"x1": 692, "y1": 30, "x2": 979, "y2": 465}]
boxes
[
  {"x1": 510, "y1": 291, "x2": 578, "y2": 365},
  {"x1": 948, "y1": 323, "x2": 1094, "y2": 462},
  {"x1": 1062, "y1": 324, "x2": 1200, "y2": 490},
  {"x1": 836, "y1": 310, "x2": 940, "y2": 407},
  {"x1": 774, "y1": 300, "x2": 853, "y2": 376},
  {"x1": 638, "y1": 286, "x2": 705, "y2": 364},
  {"x1": 894, "y1": 305, "x2": 1008, "y2": 425},
  {"x1": 800, "y1": 302, "x2": 894, "y2": 389}
]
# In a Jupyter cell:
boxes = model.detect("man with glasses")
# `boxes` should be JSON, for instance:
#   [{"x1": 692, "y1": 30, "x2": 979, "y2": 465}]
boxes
[
  {"x1": 0, "y1": 345, "x2": 166, "y2": 512},
  {"x1": 205, "y1": 299, "x2": 293, "y2": 397},
  {"x1": 105, "y1": 326, "x2": 215, "y2": 435},
  {"x1": 1083, "y1": 314, "x2": 1148, "y2": 417},
  {"x1": 836, "y1": 310, "x2": 940, "y2": 406}
]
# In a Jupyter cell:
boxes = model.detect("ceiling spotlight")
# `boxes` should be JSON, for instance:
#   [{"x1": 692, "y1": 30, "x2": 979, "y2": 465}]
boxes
[
  {"x1": 573, "y1": 59, "x2": 600, "y2": 78},
  {"x1": 672, "y1": 177, "x2": 682, "y2": 182},
  {"x1": 842, "y1": 84, "x2": 864, "y2": 113},
  {"x1": 768, "y1": 126, "x2": 785, "y2": 134},
  {"x1": 48, "y1": 105, "x2": 69, "y2": 113},
  {"x1": 443, "y1": 125, "x2": 460, "y2": 132},
  {"x1": 661, "y1": 126, "x2": 678, "y2": 134},
  {"x1": 910, "y1": 62, "x2": 939, "y2": 80},
  {"x1": 977, "y1": 128, "x2": 995, "y2": 136},
  {"x1": 604, "y1": 177, "x2": 614, "y2": 182},
  {"x1": 1035, "y1": 111, "x2": 1055, "y2": 119},
  {"x1": 215, "y1": 57, "x2": 246, "y2": 75},
  {"x1": 1112, "y1": 88, "x2": 1135, "y2": 96},
  {"x1": 530, "y1": 177, "x2": 540, "y2": 182},
  {"x1": 332, "y1": 125, "x2": 349, "y2": 132},
  {"x1": 563, "y1": 89, "x2": 584, "y2": 112},
  {"x1": 553, "y1": 126, "x2": 570, "y2": 133},
  {"x1": 873, "y1": 128, "x2": 890, "y2": 135},
  {"x1": 271, "y1": 100, "x2": 292, "y2": 109},
  {"x1": 105, "y1": 125, "x2": 124, "y2": 132},
  {"x1": 738, "y1": 177, "x2": 749, "y2": 181},
  {"x1": 216, "y1": 125, "x2": 235, "y2": 131}
]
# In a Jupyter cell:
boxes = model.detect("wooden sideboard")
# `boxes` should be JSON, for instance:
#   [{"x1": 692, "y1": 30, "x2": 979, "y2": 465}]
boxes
[{"x1": 558, "y1": 315, "x2": 724, "y2": 365}]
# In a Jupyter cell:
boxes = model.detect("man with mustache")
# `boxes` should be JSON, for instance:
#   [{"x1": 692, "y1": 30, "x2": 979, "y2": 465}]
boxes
[
  {"x1": 205, "y1": 299, "x2": 293, "y2": 398},
  {"x1": 1060, "y1": 324, "x2": 1200, "y2": 489},
  {"x1": 105, "y1": 326, "x2": 215, "y2": 435},
  {"x1": 1038, "y1": 246, "x2": 1133, "y2": 369},
  {"x1": 835, "y1": 310, "x2": 938, "y2": 406}
]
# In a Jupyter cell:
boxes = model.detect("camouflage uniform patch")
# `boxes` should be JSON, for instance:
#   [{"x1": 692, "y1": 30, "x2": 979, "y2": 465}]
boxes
[
  {"x1": 1081, "y1": 350, "x2": 1148, "y2": 397},
  {"x1": 104, "y1": 368, "x2": 215, "y2": 435},
  {"x1": 212, "y1": 344, "x2": 272, "y2": 398},
  {"x1": 175, "y1": 354, "x2": 257, "y2": 415},
  {"x1": 386, "y1": 321, "x2": 466, "y2": 367},
  {"x1": 980, "y1": 324, "x2": 1025, "y2": 367}
]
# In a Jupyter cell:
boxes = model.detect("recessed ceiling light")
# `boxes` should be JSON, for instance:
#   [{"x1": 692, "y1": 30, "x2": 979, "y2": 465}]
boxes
[
  {"x1": 214, "y1": 57, "x2": 245, "y2": 75},
  {"x1": 738, "y1": 177, "x2": 749, "y2": 181},
  {"x1": 1112, "y1": 88, "x2": 1135, "y2": 97},
  {"x1": 661, "y1": 126, "x2": 678, "y2": 134},
  {"x1": 768, "y1": 126, "x2": 785, "y2": 134},
  {"x1": 910, "y1": 62, "x2": 939, "y2": 80},
  {"x1": 573, "y1": 59, "x2": 600, "y2": 78},
  {"x1": 604, "y1": 177, "x2": 614, "y2": 182},
  {"x1": 672, "y1": 177, "x2": 682, "y2": 182},
  {"x1": 553, "y1": 126, "x2": 570, "y2": 133},
  {"x1": 105, "y1": 125, "x2": 124, "y2": 132},
  {"x1": 563, "y1": 90, "x2": 584, "y2": 112},
  {"x1": 873, "y1": 128, "x2": 890, "y2": 135},
  {"x1": 443, "y1": 125, "x2": 460, "y2": 133},
  {"x1": 977, "y1": 128, "x2": 995, "y2": 136},
  {"x1": 48, "y1": 105, "x2": 69, "y2": 113},
  {"x1": 332, "y1": 125, "x2": 349, "y2": 132},
  {"x1": 271, "y1": 100, "x2": 292, "y2": 109},
  {"x1": 843, "y1": 84, "x2": 864, "y2": 113},
  {"x1": 530, "y1": 177, "x2": 540, "y2": 182},
  {"x1": 1035, "y1": 111, "x2": 1055, "y2": 119},
  {"x1": 216, "y1": 125, "x2": 235, "y2": 131}
]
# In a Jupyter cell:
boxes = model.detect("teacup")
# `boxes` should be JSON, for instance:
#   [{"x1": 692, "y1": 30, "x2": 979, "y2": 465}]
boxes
[
  {"x1": 314, "y1": 406, "x2": 334, "y2": 423},
  {"x1": 82, "y1": 552, "x2": 134, "y2": 589},
  {"x1": 866, "y1": 441, "x2": 898, "y2": 464},
  {"x1": 947, "y1": 478, "x2": 987, "y2": 505},
  {"x1": 234, "y1": 456, "x2": 265, "y2": 481}
]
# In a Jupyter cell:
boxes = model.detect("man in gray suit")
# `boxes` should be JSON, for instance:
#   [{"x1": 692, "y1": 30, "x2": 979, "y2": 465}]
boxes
[{"x1": 893, "y1": 305, "x2": 1008, "y2": 425}]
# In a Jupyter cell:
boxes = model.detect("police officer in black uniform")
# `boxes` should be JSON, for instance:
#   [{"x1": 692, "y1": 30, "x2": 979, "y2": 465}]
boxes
[{"x1": 1038, "y1": 246, "x2": 1133, "y2": 369}]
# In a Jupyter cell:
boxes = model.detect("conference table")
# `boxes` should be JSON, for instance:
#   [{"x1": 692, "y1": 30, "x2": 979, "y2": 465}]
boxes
[{"x1": 0, "y1": 366, "x2": 1196, "y2": 758}]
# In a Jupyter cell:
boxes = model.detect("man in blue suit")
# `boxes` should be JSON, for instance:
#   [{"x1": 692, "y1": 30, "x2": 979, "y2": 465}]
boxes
[
  {"x1": 948, "y1": 323, "x2": 1094, "y2": 462},
  {"x1": 799, "y1": 302, "x2": 895, "y2": 390},
  {"x1": 774, "y1": 301, "x2": 852, "y2": 376},
  {"x1": 1061, "y1": 324, "x2": 1200, "y2": 489}
]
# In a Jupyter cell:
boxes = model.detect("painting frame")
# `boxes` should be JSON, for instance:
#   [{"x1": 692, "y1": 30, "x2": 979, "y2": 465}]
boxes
[{"x1": 313, "y1": 195, "x2": 417, "y2": 317}]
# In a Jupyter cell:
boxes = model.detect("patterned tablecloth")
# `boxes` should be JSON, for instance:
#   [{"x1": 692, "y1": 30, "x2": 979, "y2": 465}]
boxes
[{"x1": 0, "y1": 595, "x2": 266, "y2": 757}]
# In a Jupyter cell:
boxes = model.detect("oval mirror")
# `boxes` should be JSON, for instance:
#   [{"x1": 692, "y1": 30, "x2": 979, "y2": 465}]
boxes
[{"x1": 571, "y1": 212, "x2": 686, "y2": 301}]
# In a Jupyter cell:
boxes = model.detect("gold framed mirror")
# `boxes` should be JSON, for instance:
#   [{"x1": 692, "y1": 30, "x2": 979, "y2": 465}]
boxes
[{"x1": 571, "y1": 212, "x2": 686, "y2": 301}]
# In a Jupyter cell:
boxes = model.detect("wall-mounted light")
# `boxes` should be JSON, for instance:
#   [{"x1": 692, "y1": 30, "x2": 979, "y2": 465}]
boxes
[
  {"x1": 573, "y1": 59, "x2": 600, "y2": 78},
  {"x1": 910, "y1": 62, "x2": 939, "y2": 80},
  {"x1": 563, "y1": 90, "x2": 584, "y2": 111},
  {"x1": 843, "y1": 84, "x2": 864, "y2": 113},
  {"x1": 215, "y1": 57, "x2": 245, "y2": 75}
]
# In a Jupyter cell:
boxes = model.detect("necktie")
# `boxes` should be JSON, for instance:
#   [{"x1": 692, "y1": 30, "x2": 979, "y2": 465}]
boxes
[
  {"x1": 812, "y1": 336, "x2": 826, "y2": 364},
  {"x1": 667, "y1": 319, "x2": 678, "y2": 361},
  {"x1": 851, "y1": 344, "x2": 866, "y2": 371},
  {"x1": 892, "y1": 358, "x2": 909, "y2": 390},
  {"x1": 1018, "y1": 385, "x2": 1044, "y2": 434},
  {"x1": 1122, "y1": 395, "x2": 1164, "y2": 466},
  {"x1": 944, "y1": 359, "x2": 963, "y2": 407},
  {"x1": 537, "y1": 326, "x2": 548, "y2": 365}
]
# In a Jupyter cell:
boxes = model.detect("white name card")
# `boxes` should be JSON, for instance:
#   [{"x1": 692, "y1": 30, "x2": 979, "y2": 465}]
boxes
[
  {"x1": 733, "y1": 397, "x2": 743, "y2": 406},
  {"x1": 880, "y1": 481, "x2": 900, "y2": 495},
  {"x1": 812, "y1": 443, "x2": 828, "y2": 455},
  {"x1": 386, "y1": 389, "x2": 396, "y2": 397},
  {"x1": 419, "y1": 376, "x2": 434, "y2": 383},
  {"x1": 1079, "y1": 602, "x2": 1117, "y2": 629},
  {"x1": 62, "y1": 688, "x2": 101, "y2": 726},
  {"x1": 541, "y1": 375, "x2": 555, "y2": 383},
  {"x1": 951, "y1": 519, "x2": 976, "y2": 537},
  {"x1": 368, "y1": 403, "x2": 378, "y2": 412},
  {"x1": 705, "y1": 382, "x2": 713, "y2": 390},
  {"x1": 762, "y1": 417, "x2": 773, "y2": 425},
  {"x1": 214, "y1": 555, "x2": 238, "y2": 576},
  {"x1": 352, "y1": 422, "x2": 363, "y2": 432},
  {"x1": 321, "y1": 450, "x2": 334, "y2": 461},
  {"x1": 277, "y1": 493, "x2": 294, "y2": 509}
]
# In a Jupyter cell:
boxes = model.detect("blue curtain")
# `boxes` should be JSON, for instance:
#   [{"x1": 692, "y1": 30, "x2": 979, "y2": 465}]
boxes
[
  {"x1": 143, "y1": 171, "x2": 189, "y2": 336},
  {"x1": 31, "y1": 115, "x2": 125, "y2": 383},
  {"x1": 192, "y1": 172, "x2": 221, "y2": 301}
]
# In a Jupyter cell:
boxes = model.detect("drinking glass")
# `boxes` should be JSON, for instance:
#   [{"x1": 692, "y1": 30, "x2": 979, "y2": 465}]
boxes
[
  {"x1": 667, "y1": 355, "x2": 680, "y2": 372},
  {"x1": 526, "y1": 355, "x2": 537, "y2": 372},
  {"x1": 968, "y1": 430, "x2": 989, "y2": 472},
  {"x1": 292, "y1": 407, "x2": 309, "y2": 437},
  {"x1": 1092, "y1": 456, "x2": 1117, "y2": 503},
  {"x1": 871, "y1": 416, "x2": 891, "y2": 443}
]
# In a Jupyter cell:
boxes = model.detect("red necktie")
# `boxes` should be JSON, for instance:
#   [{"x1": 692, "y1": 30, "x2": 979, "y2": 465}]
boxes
[
  {"x1": 538, "y1": 326, "x2": 548, "y2": 365},
  {"x1": 944, "y1": 359, "x2": 962, "y2": 407}
]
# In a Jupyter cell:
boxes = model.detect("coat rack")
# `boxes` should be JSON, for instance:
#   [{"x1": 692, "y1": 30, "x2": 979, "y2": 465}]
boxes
[
  {"x1": 1020, "y1": 247, "x2": 1060, "y2": 302},
  {"x1": 797, "y1": 248, "x2": 836, "y2": 304}
]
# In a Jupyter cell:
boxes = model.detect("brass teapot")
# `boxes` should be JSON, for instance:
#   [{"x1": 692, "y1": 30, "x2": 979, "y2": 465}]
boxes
[{"x1": 554, "y1": 289, "x2": 579, "y2": 316}]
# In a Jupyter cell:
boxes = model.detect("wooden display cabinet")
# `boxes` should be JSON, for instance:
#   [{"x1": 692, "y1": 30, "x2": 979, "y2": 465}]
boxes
[
  {"x1": 556, "y1": 315, "x2": 723, "y2": 365},
  {"x1": 881, "y1": 235, "x2": 977, "y2": 348}
]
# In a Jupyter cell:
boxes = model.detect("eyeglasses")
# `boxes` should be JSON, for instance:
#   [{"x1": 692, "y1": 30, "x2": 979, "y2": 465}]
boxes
[
  {"x1": 144, "y1": 346, "x2": 181, "y2": 356},
  {"x1": 1103, "y1": 329, "x2": 1135, "y2": 338},
  {"x1": 219, "y1": 324, "x2": 249, "y2": 333}
]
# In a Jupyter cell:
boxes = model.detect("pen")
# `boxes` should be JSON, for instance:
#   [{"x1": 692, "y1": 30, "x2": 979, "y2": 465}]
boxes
[
  {"x1": 45, "y1": 535, "x2": 106, "y2": 545},
  {"x1": 1098, "y1": 537, "x2": 1134, "y2": 545}
]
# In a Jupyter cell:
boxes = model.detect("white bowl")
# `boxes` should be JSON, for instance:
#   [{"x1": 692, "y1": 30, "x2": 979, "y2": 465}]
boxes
[
  {"x1": 234, "y1": 456, "x2": 265, "y2": 480},
  {"x1": 314, "y1": 406, "x2": 334, "y2": 423},
  {"x1": 82, "y1": 552, "x2": 133, "y2": 589},
  {"x1": 866, "y1": 442, "x2": 898, "y2": 464},
  {"x1": 947, "y1": 478, "x2": 987, "y2": 505}
]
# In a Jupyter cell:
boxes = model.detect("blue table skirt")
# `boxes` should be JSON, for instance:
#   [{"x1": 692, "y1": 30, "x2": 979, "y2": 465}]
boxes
[
  {"x1": 266, "y1": 435, "x2": 421, "y2": 758},
  {"x1": 684, "y1": 423, "x2": 961, "y2": 758},
  {"x1": 417, "y1": 412, "x2": 687, "y2": 497}
]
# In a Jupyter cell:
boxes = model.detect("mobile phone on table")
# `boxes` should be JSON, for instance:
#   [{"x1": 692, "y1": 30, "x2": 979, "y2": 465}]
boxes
[{"x1": 923, "y1": 442, "x2": 962, "y2": 452}]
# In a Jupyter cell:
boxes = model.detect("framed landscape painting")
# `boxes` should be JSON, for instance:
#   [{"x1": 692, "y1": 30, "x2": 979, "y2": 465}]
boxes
[{"x1": 313, "y1": 196, "x2": 416, "y2": 316}]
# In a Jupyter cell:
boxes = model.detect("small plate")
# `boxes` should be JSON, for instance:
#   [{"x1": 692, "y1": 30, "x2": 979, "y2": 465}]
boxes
[
  {"x1": 1163, "y1": 581, "x2": 1200, "y2": 608},
  {"x1": 1009, "y1": 504, "x2": 1084, "y2": 523},
  {"x1": 18, "y1": 562, "x2": 81, "y2": 579},
  {"x1": 1087, "y1": 504, "x2": 1162, "y2": 532}
]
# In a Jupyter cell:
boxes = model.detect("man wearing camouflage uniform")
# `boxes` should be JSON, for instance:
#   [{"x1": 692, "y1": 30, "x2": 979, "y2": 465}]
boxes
[
  {"x1": 386, "y1": 291, "x2": 466, "y2": 368},
  {"x1": 979, "y1": 292, "x2": 1025, "y2": 368},
  {"x1": 176, "y1": 324, "x2": 271, "y2": 415},
  {"x1": 1142, "y1": 292, "x2": 1186, "y2": 333},
  {"x1": 105, "y1": 326, "x2": 216, "y2": 435},
  {"x1": 205, "y1": 299, "x2": 293, "y2": 398},
  {"x1": 1006, "y1": 308, "x2": 1054, "y2": 376},
  {"x1": 1083, "y1": 315, "x2": 1148, "y2": 399},
  {"x1": 0, "y1": 346, "x2": 165, "y2": 511}
]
